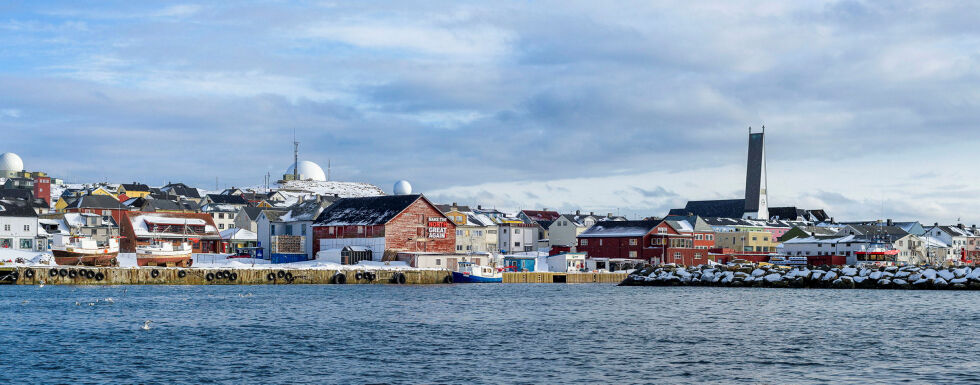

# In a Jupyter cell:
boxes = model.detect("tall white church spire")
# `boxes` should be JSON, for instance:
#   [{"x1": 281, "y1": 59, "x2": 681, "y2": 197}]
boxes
[{"x1": 743, "y1": 126, "x2": 769, "y2": 220}]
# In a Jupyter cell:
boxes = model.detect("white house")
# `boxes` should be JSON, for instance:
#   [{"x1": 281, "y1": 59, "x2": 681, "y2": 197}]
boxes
[
  {"x1": 546, "y1": 252, "x2": 587, "y2": 272},
  {"x1": 498, "y1": 223, "x2": 539, "y2": 254},
  {"x1": 0, "y1": 200, "x2": 40, "y2": 251}
]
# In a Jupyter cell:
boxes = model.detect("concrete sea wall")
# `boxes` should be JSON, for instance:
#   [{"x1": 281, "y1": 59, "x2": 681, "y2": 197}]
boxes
[{"x1": 503, "y1": 272, "x2": 627, "y2": 284}]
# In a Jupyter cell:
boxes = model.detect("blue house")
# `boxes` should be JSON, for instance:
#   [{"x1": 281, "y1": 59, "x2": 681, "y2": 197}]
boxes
[{"x1": 503, "y1": 256, "x2": 536, "y2": 272}]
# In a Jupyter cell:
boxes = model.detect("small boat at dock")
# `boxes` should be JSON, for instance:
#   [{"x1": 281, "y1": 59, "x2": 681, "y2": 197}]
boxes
[
  {"x1": 136, "y1": 241, "x2": 193, "y2": 267},
  {"x1": 452, "y1": 261, "x2": 502, "y2": 283},
  {"x1": 52, "y1": 235, "x2": 119, "y2": 267}
]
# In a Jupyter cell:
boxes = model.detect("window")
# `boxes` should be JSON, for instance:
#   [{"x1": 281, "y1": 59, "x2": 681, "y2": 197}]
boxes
[
  {"x1": 102, "y1": 210, "x2": 111, "y2": 216},
  {"x1": 658, "y1": 228, "x2": 667, "y2": 234},
  {"x1": 435, "y1": 259, "x2": 441, "y2": 265},
  {"x1": 328, "y1": 227, "x2": 335, "y2": 235},
  {"x1": 581, "y1": 239, "x2": 588, "y2": 246},
  {"x1": 674, "y1": 252, "x2": 681, "y2": 259},
  {"x1": 358, "y1": 226, "x2": 364, "y2": 234},
  {"x1": 23, "y1": 225, "x2": 30, "y2": 232},
  {"x1": 695, "y1": 234, "x2": 703, "y2": 240},
  {"x1": 270, "y1": 225, "x2": 276, "y2": 236},
  {"x1": 4, "y1": 224, "x2": 9, "y2": 231},
  {"x1": 219, "y1": 224, "x2": 225, "y2": 229},
  {"x1": 514, "y1": 242, "x2": 520, "y2": 247},
  {"x1": 301, "y1": 225, "x2": 307, "y2": 236},
  {"x1": 457, "y1": 230, "x2": 464, "y2": 236},
  {"x1": 629, "y1": 251, "x2": 637, "y2": 258},
  {"x1": 456, "y1": 245, "x2": 462, "y2": 251},
  {"x1": 514, "y1": 229, "x2": 521, "y2": 234},
  {"x1": 0, "y1": 238, "x2": 10, "y2": 248},
  {"x1": 19, "y1": 239, "x2": 32, "y2": 249},
  {"x1": 629, "y1": 239, "x2": 637, "y2": 246},
  {"x1": 285, "y1": 224, "x2": 292, "y2": 235}
]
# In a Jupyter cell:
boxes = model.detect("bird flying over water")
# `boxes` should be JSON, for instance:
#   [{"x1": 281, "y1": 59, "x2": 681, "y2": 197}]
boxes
[{"x1": 140, "y1": 320, "x2": 152, "y2": 331}]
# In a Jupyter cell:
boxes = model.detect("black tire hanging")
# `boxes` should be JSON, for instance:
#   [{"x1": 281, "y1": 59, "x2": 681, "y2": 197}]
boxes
[
  {"x1": 84, "y1": 270, "x2": 95, "y2": 279},
  {"x1": 355, "y1": 272, "x2": 363, "y2": 280},
  {"x1": 205, "y1": 273, "x2": 215, "y2": 281},
  {"x1": 331, "y1": 273, "x2": 346, "y2": 284},
  {"x1": 68, "y1": 269, "x2": 78, "y2": 279},
  {"x1": 177, "y1": 270, "x2": 187, "y2": 278},
  {"x1": 228, "y1": 272, "x2": 238, "y2": 281},
  {"x1": 94, "y1": 272, "x2": 105, "y2": 281},
  {"x1": 24, "y1": 269, "x2": 35, "y2": 279},
  {"x1": 58, "y1": 269, "x2": 68, "y2": 277},
  {"x1": 266, "y1": 272, "x2": 276, "y2": 281},
  {"x1": 285, "y1": 272, "x2": 294, "y2": 282},
  {"x1": 277, "y1": 270, "x2": 286, "y2": 279},
  {"x1": 48, "y1": 269, "x2": 58, "y2": 277},
  {"x1": 444, "y1": 275, "x2": 454, "y2": 284},
  {"x1": 150, "y1": 269, "x2": 160, "y2": 278},
  {"x1": 391, "y1": 273, "x2": 406, "y2": 285},
  {"x1": 215, "y1": 271, "x2": 226, "y2": 279}
]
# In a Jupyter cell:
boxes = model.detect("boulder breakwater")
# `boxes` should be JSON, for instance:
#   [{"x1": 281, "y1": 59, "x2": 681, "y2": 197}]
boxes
[{"x1": 620, "y1": 264, "x2": 980, "y2": 290}]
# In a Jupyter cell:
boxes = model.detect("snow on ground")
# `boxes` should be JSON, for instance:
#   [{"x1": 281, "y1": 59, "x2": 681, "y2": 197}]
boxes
[
  {"x1": 190, "y1": 255, "x2": 424, "y2": 270},
  {"x1": 0, "y1": 249, "x2": 55, "y2": 266}
]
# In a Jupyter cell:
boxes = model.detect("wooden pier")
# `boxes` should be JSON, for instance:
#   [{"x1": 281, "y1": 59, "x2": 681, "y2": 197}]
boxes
[
  {"x1": 0, "y1": 266, "x2": 452, "y2": 285},
  {"x1": 502, "y1": 272, "x2": 627, "y2": 284}
]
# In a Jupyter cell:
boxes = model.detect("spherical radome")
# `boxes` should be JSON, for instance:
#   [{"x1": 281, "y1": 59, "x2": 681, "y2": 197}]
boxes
[
  {"x1": 286, "y1": 160, "x2": 326, "y2": 181},
  {"x1": 393, "y1": 180, "x2": 412, "y2": 195},
  {"x1": 0, "y1": 152, "x2": 24, "y2": 172}
]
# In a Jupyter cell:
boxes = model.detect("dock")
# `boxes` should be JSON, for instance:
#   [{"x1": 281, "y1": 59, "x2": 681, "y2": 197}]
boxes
[
  {"x1": 0, "y1": 266, "x2": 452, "y2": 285},
  {"x1": 502, "y1": 272, "x2": 627, "y2": 284}
]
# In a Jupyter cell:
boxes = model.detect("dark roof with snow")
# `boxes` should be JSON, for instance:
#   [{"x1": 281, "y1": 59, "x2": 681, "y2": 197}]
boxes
[
  {"x1": 0, "y1": 200, "x2": 38, "y2": 217},
  {"x1": 313, "y1": 194, "x2": 424, "y2": 226},
  {"x1": 142, "y1": 199, "x2": 184, "y2": 212},
  {"x1": 520, "y1": 210, "x2": 561, "y2": 221},
  {"x1": 435, "y1": 204, "x2": 472, "y2": 213},
  {"x1": 577, "y1": 220, "x2": 662, "y2": 238},
  {"x1": 205, "y1": 194, "x2": 248, "y2": 205},
  {"x1": 674, "y1": 199, "x2": 746, "y2": 219},
  {"x1": 0, "y1": 188, "x2": 33, "y2": 201},
  {"x1": 277, "y1": 199, "x2": 330, "y2": 222},
  {"x1": 121, "y1": 183, "x2": 150, "y2": 192},
  {"x1": 239, "y1": 207, "x2": 267, "y2": 221},
  {"x1": 67, "y1": 194, "x2": 123, "y2": 209},
  {"x1": 161, "y1": 183, "x2": 201, "y2": 198}
]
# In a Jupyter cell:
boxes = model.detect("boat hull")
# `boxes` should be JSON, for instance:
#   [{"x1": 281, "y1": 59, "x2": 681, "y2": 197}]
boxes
[
  {"x1": 137, "y1": 254, "x2": 193, "y2": 267},
  {"x1": 452, "y1": 271, "x2": 502, "y2": 283},
  {"x1": 52, "y1": 250, "x2": 119, "y2": 267}
]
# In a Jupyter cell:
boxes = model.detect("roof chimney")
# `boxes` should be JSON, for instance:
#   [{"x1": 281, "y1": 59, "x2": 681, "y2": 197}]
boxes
[
  {"x1": 886, "y1": 219, "x2": 893, "y2": 226},
  {"x1": 935, "y1": 222, "x2": 939, "y2": 227},
  {"x1": 958, "y1": 223, "x2": 965, "y2": 229},
  {"x1": 576, "y1": 210, "x2": 581, "y2": 215},
  {"x1": 590, "y1": 211, "x2": 594, "y2": 216},
  {"x1": 477, "y1": 205, "x2": 483, "y2": 210}
]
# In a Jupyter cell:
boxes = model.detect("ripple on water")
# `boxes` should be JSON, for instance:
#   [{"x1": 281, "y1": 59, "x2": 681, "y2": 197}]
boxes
[{"x1": 0, "y1": 285, "x2": 978, "y2": 384}]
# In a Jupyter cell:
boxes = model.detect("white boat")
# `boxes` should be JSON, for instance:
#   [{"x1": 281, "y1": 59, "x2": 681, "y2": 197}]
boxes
[
  {"x1": 452, "y1": 262, "x2": 503, "y2": 283},
  {"x1": 136, "y1": 241, "x2": 193, "y2": 267},
  {"x1": 52, "y1": 235, "x2": 120, "y2": 266}
]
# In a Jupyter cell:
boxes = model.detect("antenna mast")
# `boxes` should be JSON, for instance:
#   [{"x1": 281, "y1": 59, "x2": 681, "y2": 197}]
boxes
[{"x1": 293, "y1": 129, "x2": 299, "y2": 180}]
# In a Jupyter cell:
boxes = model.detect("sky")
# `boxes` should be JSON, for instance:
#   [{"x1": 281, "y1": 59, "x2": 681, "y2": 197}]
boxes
[{"x1": 1, "y1": 1, "x2": 980, "y2": 223}]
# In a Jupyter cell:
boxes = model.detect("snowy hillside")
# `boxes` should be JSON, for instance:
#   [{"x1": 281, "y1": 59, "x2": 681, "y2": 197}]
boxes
[{"x1": 276, "y1": 180, "x2": 385, "y2": 198}]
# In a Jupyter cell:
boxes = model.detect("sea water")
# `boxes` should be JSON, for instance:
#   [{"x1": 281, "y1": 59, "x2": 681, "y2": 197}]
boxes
[{"x1": 1, "y1": 284, "x2": 978, "y2": 384}]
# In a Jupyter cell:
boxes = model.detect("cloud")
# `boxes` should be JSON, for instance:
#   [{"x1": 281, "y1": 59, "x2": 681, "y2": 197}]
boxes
[{"x1": 2, "y1": 1, "x2": 980, "y2": 224}]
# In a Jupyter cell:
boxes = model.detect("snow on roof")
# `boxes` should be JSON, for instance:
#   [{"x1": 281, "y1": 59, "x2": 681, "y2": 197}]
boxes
[
  {"x1": 143, "y1": 217, "x2": 206, "y2": 225},
  {"x1": 314, "y1": 195, "x2": 423, "y2": 226},
  {"x1": 920, "y1": 236, "x2": 949, "y2": 248},
  {"x1": 578, "y1": 220, "x2": 661, "y2": 238},
  {"x1": 220, "y1": 227, "x2": 257, "y2": 241},
  {"x1": 782, "y1": 235, "x2": 864, "y2": 244}
]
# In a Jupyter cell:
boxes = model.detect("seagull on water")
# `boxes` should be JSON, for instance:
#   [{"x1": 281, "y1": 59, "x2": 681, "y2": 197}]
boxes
[
  {"x1": 104, "y1": 298, "x2": 114, "y2": 304},
  {"x1": 140, "y1": 320, "x2": 152, "y2": 331}
]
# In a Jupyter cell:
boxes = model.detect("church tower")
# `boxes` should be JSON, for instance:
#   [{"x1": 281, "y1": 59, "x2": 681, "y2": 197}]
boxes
[{"x1": 743, "y1": 127, "x2": 769, "y2": 220}]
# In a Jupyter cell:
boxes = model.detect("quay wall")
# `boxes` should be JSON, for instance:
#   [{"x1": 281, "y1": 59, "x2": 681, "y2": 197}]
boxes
[
  {"x1": 0, "y1": 266, "x2": 451, "y2": 286},
  {"x1": 503, "y1": 272, "x2": 626, "y2": 284}
]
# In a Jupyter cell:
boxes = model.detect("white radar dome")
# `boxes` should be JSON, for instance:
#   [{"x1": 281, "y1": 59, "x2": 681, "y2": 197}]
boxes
[
  {"x1": 286, "y1": 160, "x2": 326, "y2": 181},
  {"x1": 0, "y1": 153, "x2": 24, "y2": 172},
  {"x1": 393, "y1": 180, "x2": 413, "y2": 195}
]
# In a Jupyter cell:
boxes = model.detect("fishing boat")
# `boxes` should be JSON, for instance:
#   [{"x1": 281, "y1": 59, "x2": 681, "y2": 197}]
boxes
[
  {"x1": 136, "y1": 240, "x2": 193, "y2": 267},
  {"x1": 452, "y1": 261, "x2": 503, "y2": 283},
  {"x1": 51, "y1": 235, "x2": 119, "y2": 266}
]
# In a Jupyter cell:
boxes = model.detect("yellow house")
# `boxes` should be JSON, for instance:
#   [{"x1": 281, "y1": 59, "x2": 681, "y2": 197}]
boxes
[
  {"x1": 55, "y1": 196, "x2": 73, "y2": 212},
  {"x1": 119, "y1": 183, "x2": 151, "y2": 198},
  {"x1": 255, "y1": 200, "x2": 274, "y2": 208},
  {"x1": 89, "y1": 186, "x2": 118, "y2": 200},
  {"x1": 715, "y1": 230, "x2": 779, "y2": 253}
]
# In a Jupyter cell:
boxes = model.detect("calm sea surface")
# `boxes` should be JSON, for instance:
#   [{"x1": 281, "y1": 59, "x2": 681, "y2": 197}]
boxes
[{"x1": 1, "y1": 284, "x2": 978, "y2": 384}]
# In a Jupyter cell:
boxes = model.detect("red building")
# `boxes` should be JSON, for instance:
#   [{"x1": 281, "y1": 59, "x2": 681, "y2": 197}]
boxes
[
  {"x1": 32, "y1": 176, "x2": 50, "y2": 206},
  {"x1": 576, "y1": 216, "x2": 717, "y2": 266},
  {"x1": 118, "y1": 211, "x2": 223, "y2": 253},
  {"x1": 646, "y1": 216, "x2": 716, "y2": 266},
  {"x1": 576, "y1": 220, "x2": 662, "y2": 261},
  {"x1": 312, "y1": 194, "x2": 456, "y2": 262}
]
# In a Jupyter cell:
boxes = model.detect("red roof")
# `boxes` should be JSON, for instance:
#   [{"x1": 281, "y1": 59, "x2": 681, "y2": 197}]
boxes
[{"x1": 521, "y1": 210, "x2": 560, "y2": 221}]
